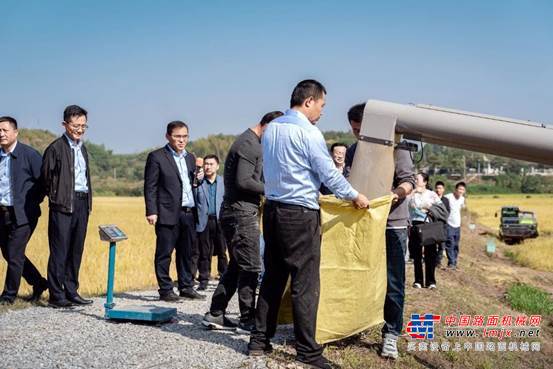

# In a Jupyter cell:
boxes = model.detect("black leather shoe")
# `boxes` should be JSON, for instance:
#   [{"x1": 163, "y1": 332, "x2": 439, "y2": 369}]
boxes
[
  {"x1": 67, "y1": 295, "x2": 93, "y2": 305},
  {"x1": 197, "y1": 282, "x2": 208, "y2": 291},
  {"x1": 48, "y1": 299, "x2": 74, "y2": 308},
  {"x1": 248, "y1": 340, "x2": 273, "y2": 356},
  {"x1": 160, "y1": 291, "x2": 181, "y2": 302},
  {"x1": 179, "y1": 288, "x2": 205, "y2": 300},
  {"x1": 295, "y1": 356, "x2": 339, "y2": 369},
  {"x1": 26, "y1": 282, "x2": 48, "y2": 303}
]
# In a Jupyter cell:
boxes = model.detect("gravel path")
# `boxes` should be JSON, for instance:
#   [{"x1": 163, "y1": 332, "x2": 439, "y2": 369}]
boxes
[{"x1": 0, "y1": 282, "x2": 293, "y2": 369}]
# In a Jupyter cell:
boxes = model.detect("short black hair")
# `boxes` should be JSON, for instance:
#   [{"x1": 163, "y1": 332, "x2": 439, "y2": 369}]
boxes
[
  {"x1": 166, "y1": 120, "x2": 189, "y2": 136},
  {"x1": 348, "y1": 103, "x2": 366, "y2": 123},
  {"x1": 435, "y1": 181, "x2": 445, "y2": 188},
  {"x1": 63, "y1": 105, "x2": 88, "y2": 123},
  {"x1": 330, "y1": 142, "x2": 348, "y2": 152},
  {"x1": 456, "y1": 181, "x2": 466, "y2": 189},
  {"x1": 259, "y1": 111, "x2": 284, "y2": 126},
  {"x1": 418, "y1": 172, "x2": 430, "y2": 183},
  {"x1": 417, "y1": 172, "x2": 431, "y2": 189},
  {"x1": 204, "y1": 154, "x2": 219, "y2": 164},
  {"x1": 0, "y1": 116, "x2": 17, "y2": 129},
  {"x1": 290, "y1": 79, "x2": 327, "y2": 108}
]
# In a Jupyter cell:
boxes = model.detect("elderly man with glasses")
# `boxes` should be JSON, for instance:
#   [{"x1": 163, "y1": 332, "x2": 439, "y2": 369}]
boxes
[{"x1": 42, "y1": 105, "x2": 93, "y2": 308}]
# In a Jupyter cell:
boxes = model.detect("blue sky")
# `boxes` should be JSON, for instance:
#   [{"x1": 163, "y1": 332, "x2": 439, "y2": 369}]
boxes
[{"x1": 1, "y1": 0, "x2": 552, "y2": 153}]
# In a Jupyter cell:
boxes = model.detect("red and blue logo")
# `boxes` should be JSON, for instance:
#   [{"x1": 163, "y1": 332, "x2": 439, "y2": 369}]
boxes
[{"x1": 406, "y1": 314, "x2": 441, "y2": 339}]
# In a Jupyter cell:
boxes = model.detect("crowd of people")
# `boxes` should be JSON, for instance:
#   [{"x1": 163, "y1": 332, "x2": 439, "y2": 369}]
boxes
[{"x1": 0, "y1": 79, "x2": 467, "y2": 368}]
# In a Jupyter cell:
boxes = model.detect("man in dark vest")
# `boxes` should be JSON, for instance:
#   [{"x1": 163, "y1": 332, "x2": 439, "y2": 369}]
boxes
[
  {"x1": 0, "y1": 116, "x2": 48, "y2": 305},
  {"x1": 144, "y1": 120, "x2": 204, "y2": 302}
]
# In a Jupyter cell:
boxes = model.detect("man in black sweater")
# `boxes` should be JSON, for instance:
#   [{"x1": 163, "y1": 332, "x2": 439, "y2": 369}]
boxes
[{"x1": 202, "y1": 110, "x2": 283, "y2": 332}]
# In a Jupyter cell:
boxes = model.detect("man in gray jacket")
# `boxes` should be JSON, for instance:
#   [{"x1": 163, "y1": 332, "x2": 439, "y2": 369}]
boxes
[{"x1": 345, "y1": 103, "x2": 416, "y2": 360}]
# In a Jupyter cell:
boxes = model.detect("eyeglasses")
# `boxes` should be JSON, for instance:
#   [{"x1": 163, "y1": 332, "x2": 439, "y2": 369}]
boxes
[
  {"x1": 171, "y1": 135, "x2": 189, "y2": 140},
  {"x1": 65, "y1": 123, "x2": 89, "y2": 131}
]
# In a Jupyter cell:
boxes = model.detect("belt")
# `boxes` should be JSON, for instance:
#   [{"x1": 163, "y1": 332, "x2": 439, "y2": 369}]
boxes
[
  {"x1": 181, "y1": 207, "x2": 194, "y2": 213},
  {"x1": 75, "y1": 192, "x2": 89, "y2": 199},
  {"x1": 265, "y1": 200, "x2": 316, "y2": 212}
]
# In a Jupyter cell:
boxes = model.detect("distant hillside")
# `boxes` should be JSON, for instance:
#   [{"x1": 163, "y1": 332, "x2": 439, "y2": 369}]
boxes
[{"x1": 17, "y1": 128, "x2": 553, "y2": 196}]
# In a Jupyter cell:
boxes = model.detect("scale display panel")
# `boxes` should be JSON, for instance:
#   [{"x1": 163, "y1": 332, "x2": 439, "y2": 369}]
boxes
[{"x1": 98, "y1": 225, "x2": 128, "y2": 242}]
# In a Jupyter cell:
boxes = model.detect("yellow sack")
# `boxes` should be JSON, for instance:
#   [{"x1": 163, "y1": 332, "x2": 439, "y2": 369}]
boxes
[{"x1": 278, "y1": 194, "x2": 392, "y2": 344}]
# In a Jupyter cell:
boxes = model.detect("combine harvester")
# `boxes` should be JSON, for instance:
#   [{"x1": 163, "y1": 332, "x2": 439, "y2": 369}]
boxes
[
  {"x1": 303, "y1": 100, "x2": 553, "y2": 344},
  {"x1": 350, "y1": 100, "x2": 553, "y2": 197}
]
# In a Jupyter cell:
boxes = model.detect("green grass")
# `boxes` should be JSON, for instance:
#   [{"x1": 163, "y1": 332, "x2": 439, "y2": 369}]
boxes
[
  {"x1": 0, "y1": 300, "x2": 33, "y2": 314},
  {"x1": 505, "y1": 283, "x2": 553, "y2": 315}
]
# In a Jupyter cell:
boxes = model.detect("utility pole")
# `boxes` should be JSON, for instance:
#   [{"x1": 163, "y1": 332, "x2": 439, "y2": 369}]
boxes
[{"x1": 463, "y1": 155, "x2": 466, "y2": 180}]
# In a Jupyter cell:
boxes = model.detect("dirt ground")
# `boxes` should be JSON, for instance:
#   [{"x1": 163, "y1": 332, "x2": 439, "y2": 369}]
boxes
[{"x1": 263, "y1": 219, "x2": 553, "y2": 369}]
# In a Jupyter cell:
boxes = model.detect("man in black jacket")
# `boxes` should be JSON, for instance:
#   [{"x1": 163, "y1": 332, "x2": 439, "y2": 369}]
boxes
[
  {"x1": 42, "y1": 105, "x2": 93, "y2": 308},
  {"x1": 0, "y1": 116, "x2": 48, "y2": 305},
  {"x1": 144, "y1": 121, "x2": 204, "y2": 302}
]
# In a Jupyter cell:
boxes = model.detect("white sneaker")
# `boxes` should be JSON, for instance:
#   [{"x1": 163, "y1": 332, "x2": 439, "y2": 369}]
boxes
[
  {"x1": 381, "y1": 333, "x2": 398, "y2": 359},
  {"x1": 412, "y1": 282, "x2": 422, "y2": 289},
  {"x1": 428, "y1": 284, "x2": 437, "y2": 290}
]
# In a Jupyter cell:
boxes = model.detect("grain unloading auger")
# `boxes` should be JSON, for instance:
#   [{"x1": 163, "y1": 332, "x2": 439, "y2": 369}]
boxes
[{"x1": 349, "y1": 100, "x2": 553, "y2": 198}]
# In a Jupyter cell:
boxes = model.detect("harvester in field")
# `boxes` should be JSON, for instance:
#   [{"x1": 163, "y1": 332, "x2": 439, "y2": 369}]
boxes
[{"x1": 496, "y1": 206, "x2": 539, "y2": 244}]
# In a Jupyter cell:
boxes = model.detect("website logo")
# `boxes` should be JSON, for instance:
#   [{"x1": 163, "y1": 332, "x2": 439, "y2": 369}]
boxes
[{"x1": 407, "y1": 313, "x2": 442, "y2": 339}]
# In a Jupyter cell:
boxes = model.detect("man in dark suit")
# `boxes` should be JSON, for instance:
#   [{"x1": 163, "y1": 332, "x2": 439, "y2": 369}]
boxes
[
  {"x1": 195, "y1": 154, "x2": 227, "y2": 290},
  {"x1": 144, "y1": 120, "x2": 204, "y2": 302},
  {"x1": 42, "y1": 105, "x2": 93, "y2": 308},
  {"x1": 0, "y1": 116, "x2": 48, "y2": 305}
]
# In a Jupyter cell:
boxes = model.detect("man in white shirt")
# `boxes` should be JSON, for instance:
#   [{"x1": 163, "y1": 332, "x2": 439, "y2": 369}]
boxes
[{"x1": 444, "y1": 182, "x2": 467, "y2": 269}]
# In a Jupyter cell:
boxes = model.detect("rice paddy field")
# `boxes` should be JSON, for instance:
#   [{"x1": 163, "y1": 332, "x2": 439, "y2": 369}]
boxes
[
  {"x1": 0, "y1": 197, "x2": 163, "y2": 297},
  {"x1": 468, "y1": 193, "x2": 553, "y2": 272},
  {"x1": 1, "y1": 194, "x2": 552, "y2": 297}
]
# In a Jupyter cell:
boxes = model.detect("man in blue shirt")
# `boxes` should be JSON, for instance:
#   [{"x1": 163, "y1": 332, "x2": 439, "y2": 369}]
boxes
[
  {"x1": 249, "y1": 80, "x2": 370, "y2": 369},
  {"x1": 195, "y1": 154, "x2": 227, "y2": 290},
  {"x1": 0, "y1": 116, "x2": 48, "y2": 305},
  {"x1": 42, "y1": 105, "x2": 93, "y2": 308}
]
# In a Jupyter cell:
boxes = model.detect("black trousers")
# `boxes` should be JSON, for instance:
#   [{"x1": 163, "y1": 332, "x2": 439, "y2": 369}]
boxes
[
  {"x1": 154, "y1": 209, "x2": 197, "y2": 294},
  {"x1": 47, "y1": 196, "x2": 89, "y2": 302},
  {"x1": 0, "y1": 208, "x2": 46, "y2": 300},
  {"x1": 210, "y1": 204, "x2": 260, "y2": 321},
  {"x1": 198, "y1": 215, "x2": 228, "y2": 283},
  {"x1": 251, "y1": 201, "x2": 323, "y2": 363},
  {"x1": 409, "y1": 223, "x2": 437, "y2": 287}
]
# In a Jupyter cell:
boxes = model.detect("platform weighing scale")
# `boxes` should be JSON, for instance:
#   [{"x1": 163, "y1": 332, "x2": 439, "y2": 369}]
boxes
[{"x1": 99, "y1": 224, "x2": 176, "y2": 323}]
